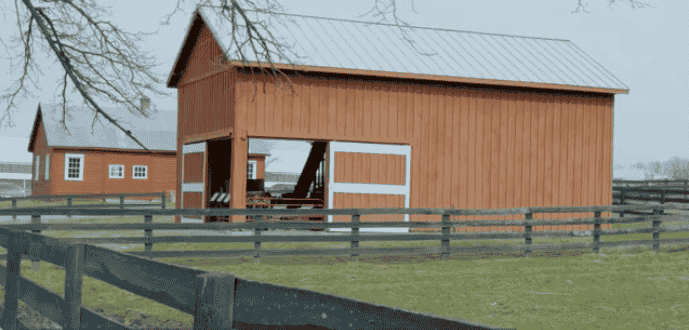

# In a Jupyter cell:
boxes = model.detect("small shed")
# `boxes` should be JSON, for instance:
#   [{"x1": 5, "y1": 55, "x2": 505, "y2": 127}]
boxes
[{"x1": 167, "y1": 8, "x2": 628, "y2": 232}]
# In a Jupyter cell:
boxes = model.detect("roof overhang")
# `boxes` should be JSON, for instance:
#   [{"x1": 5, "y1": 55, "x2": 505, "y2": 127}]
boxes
[{"x1": 227, "y1": 61, "x2": 629, "y2": 95}]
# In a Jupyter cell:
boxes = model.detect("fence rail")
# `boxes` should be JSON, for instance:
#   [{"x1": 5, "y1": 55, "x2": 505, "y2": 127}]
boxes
[
  {"x1": 0, "y1": 204, "x2": 687, "y2": 329},
  {"x1": 613, "y1": 178, "x2": 689, "y2": 187},
  {"x1": 613, "y1": 186, "x2": 689, "y2": 205},
  {"x1": 0, "y1": 191, "x2": 166, "y2": 223}
]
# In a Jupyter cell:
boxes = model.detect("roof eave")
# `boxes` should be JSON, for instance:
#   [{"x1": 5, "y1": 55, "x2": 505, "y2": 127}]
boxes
[
  {"x1": 230, "y1": 61, "x2": 629, "y2": 95},
  {"x1": 27, "y1": 104, "x2": 44, "y2": 153}
]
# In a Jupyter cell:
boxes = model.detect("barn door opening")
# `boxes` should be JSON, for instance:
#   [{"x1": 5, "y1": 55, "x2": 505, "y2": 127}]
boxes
[
  {"x1": 206, "y1": 138, "x2": 233, "y2": 222},
  {"x1": 327, "y1": 141, "x2": 411, "y2": 233}
]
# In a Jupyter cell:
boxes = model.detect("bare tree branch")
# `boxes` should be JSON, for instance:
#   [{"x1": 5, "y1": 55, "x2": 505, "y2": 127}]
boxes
[
  {"x1": 574, "y1": 0, "x2": 653, "y2": 13},
  {"x1": 0, "y1": 0, "x2": 652, "y2": 147},
  {"x1": 2, "y1": 0, "x2": 175, "y2": 150}
]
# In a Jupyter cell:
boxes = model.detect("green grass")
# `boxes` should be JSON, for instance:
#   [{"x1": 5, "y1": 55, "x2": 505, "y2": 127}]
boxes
[{"x1": 0, "y1": 203, "x2": 688, "y2": 329}]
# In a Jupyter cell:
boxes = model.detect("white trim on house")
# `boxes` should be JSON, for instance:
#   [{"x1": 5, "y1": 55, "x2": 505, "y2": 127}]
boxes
[
  {"x1": 64, "y1": 154, "x2": 85, "y2": 181},
  {"x1": 247, "y1": 160, "x2": 257, "y2": 180},
  {"x1": 132, "y1": 165, "x2": 148, "y2": 179},
  {"x1": 327, "y1": 141, "x2": 411, "y2": 233},
  {"x1": 109, "y1": 164, "x2": 124, "y2": 179},
  {"x1": 34, "y1": 155, "x2": 40, "y2": 181},
  {"x1": 44, "y1": 154, "x2": 50, "y2": 180}
]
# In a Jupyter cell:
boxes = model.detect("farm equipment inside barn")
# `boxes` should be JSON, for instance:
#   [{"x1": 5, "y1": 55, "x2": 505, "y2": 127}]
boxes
[{"x1": 206, "y1": 141, "x2": 327, "y2": 230}]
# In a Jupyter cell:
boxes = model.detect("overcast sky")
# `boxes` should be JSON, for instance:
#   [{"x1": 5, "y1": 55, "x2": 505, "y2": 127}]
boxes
[{"x1": 0, "y1": 0, "x2": 686, "y2": 176}]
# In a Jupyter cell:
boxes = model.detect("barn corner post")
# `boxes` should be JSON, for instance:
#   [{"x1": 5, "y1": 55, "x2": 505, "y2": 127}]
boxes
[{"x1": 230, "y1": 81, "x2": 248, "y2": 225}]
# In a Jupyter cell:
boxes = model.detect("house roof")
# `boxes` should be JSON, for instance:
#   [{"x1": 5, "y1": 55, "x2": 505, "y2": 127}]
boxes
[
  {"x1": 264, "y1": 172, "x2": 300, "y2": 183},
  {"x1": 167, "y1": 8, "x2": 628, "y2": 94},
  {"x1": 27, "y1": 104, "x2": 274, "y2": 154},
  {"x1": 28, "y1": 104, "x2": 178, "y2": 152}
]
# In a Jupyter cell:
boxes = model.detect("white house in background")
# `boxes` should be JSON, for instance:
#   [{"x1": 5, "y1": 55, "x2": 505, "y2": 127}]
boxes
[{"x1": 0, "y1": 162, "x2": 32, "y2": 197}]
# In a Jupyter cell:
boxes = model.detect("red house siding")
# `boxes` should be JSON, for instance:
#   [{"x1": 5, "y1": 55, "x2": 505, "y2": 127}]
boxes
[{"x1": 33, "y1": 147, "x2": 176, "y2": 199}]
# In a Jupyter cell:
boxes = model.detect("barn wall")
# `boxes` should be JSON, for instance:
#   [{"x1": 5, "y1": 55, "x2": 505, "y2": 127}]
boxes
[
  {"x1": 49, "y1": 149, "x2": 176, "y2": 198},
  {"x1": 175, "y1": 21, "x2": 237, "y2": 222},
  {"x1": 332, "y1": 193, "x2": 405, "y2": 223},
  {"x1": 333, "y1": 152, "x2": 405, "y2": 185},
  {"x1": 235, "y1": 72, "x2": 614, "y2": 232},
  {"x1": 177, "y1": 23, "x2": 234, "y2": 142}
]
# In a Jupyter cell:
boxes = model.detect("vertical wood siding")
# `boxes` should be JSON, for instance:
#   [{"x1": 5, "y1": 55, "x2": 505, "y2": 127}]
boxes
[
  {"x1": 183, "y1": 153, "x2": 204, "y2": 183},
  {"x1": 333, "y1": 152, "x2": 405, "y2": 185},
  {"x1": 183, "y1": 192, "x2": 203, "y2": 219},
  {"x1": 234, "y1": 72, "x2": 613, "y2": 232},
  {"x1": 332, "y1": 193, "x2": 404, "y2": 223},
  {"x1": 177, "y1": 24, "x2": 234, "y2": 141}
]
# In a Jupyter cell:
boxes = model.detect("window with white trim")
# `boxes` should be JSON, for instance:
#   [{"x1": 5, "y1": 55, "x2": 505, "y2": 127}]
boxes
[
  {"x1": 247, "y1": 160, "x2": 257, "y2": 180},
  {"x1": 34, "y1": 155, "x2": 40, "y2": 181},
  {"x1": 109, "y1": 165, "x2": 124, "y2": 178},
  {"x1": 64, "y1": 154, "x2": 85, "y2": 181},
  {"x1": 132, "y1": 165, "x2": 147, "y2": 179},
  {"x1": 44, "y1": 154, "x2": 50, "y2": 180}
]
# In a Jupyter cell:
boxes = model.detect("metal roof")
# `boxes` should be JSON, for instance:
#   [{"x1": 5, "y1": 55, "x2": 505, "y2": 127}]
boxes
[
  {"x1": 33, "y1": 104, "x2": 177, "y2": 151},
  {"x1": 187, "y1": 8, "x2": 628, "y2": 93},
  {"x1": 31, "y1": 104, "x2": 272, "y2": 154}
]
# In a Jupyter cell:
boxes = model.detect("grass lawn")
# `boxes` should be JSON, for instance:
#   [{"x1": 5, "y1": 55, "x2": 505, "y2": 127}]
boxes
[{"x1": 0, "y1": 203, "x2": 687, "y2": 329}]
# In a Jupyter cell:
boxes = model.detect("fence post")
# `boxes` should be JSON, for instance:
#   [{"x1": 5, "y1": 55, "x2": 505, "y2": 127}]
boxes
[
  {"x1": 661, "y1": 189, "x2": 666, "y2": 205},
  {"x1": 11, "y1": 199, "x2": 17, "y2": 223},
  {"x1": 193, "y1": 272, "x2": 235, "y2": 330},
  {"x1": 524, "y1": 213, "x2": 533, "y2": 258},
  {"x1": 441, "y1": 213, "x2": 451, "y2": 261},
  {"x1": 620, "y1": 188, "x2": 626, "y2": 206},
  {"x1": 31, "y1": 214, "x2": 41, "y2": 272},
  {"x1": 161, "y1": 192, "x2": 166, "y2": 209},
  {"x1": 254, "y1": 215, "x2": 262, "y2": 264},
  {"x1": 63, "y1": 243, "x2": 85, "y2": 330},
  {"x1": 593, "y1": 211, "x2": 601, "y2": 254},
  {"x1": 67, "y1": 197, "x2": 73, "y2": 220},
  {"x1": 144, "y1": 215, "x2": 153, "y2": 258},
  {"x1": 351, "y1": 214, "x2": 360, "y2": 263},
  {"x1": 120, "y1": 195, "x2": 125, "y2": 209},
  {"x1": 652, "y1": 209, "x2": 662, "y2": 253},
  {"x1": 2, "y1": 232, "x2": 23, "y2": 330}
]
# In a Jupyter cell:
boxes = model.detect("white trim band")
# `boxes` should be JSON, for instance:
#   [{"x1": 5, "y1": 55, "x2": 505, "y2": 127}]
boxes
[
  {"x1": 327, "y1": 141, "x2": 411, "y2": 232},
  {"x1": 182, "y1": 183, "x2": 204, "y2": 192},
  {"x1": 330, "y1": 183, "x2": 407, "y2": 195},
  {"x1": 181, "y1": 217, "x2": 204, "y2": 223},
  {"x1": 183, "y1": 142, "x2": 206, "y2": 154}
]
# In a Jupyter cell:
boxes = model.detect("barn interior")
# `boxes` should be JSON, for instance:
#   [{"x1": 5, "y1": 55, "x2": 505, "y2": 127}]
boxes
[{"x1": 204, "y1": 138, "x2": 327, "y2": 227}]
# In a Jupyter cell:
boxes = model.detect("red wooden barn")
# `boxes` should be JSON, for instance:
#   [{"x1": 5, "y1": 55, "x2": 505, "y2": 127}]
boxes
[{"x1": 167, "y1": 8, "x2": 628, "y2": 232}]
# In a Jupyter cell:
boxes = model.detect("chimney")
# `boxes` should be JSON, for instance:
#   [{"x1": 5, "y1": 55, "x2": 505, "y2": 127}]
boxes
[{"x1": 141, "y1": 96, "x2": 151, "y2": 111}]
